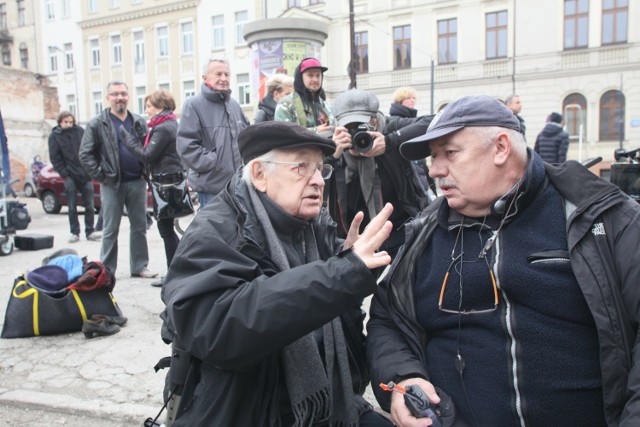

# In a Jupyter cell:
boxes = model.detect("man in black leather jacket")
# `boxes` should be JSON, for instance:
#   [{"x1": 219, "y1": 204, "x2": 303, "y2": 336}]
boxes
[{"x1": 161, "y1": 121, "x2": 395, "y2": 426}]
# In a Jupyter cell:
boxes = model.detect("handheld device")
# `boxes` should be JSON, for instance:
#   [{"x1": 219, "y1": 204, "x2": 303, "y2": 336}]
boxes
[{"x1": 380, "y1": 382, "x2": 442, "y2": 427}]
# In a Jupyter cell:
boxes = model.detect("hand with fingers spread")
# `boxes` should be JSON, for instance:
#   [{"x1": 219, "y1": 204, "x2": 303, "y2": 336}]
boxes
[{"x1": 348, "y1": 203, "x2": 394, "y2": 269}]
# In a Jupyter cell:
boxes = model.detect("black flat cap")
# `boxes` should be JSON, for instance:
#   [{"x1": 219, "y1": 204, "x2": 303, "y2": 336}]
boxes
[
  {"x1": 400, "y1": 95, "x2": 522, "y2": 160},
  {"x1": 238, "y1": 121, "x2": 336, "y2": 163}
]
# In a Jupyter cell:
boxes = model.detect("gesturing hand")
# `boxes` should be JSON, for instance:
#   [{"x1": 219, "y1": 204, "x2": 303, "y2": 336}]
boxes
[{"x1": 346, "y1": 203, "x2": 394, "y2": 269}]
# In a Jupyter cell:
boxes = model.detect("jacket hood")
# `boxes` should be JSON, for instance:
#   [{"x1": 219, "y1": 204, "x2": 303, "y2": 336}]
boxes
[
  {"x1": 52, "y1": 124, "x2": 80, "y2": 135},
  {"x1": 540, "y1": 122, "x2": 564, "y2": 137},
  {"x1": 389, "y1": 103, "x2": 417, "y2": 119},
  {"x1": 258, "y1": 94, "x2": 277, "y2": 115},
  {"x1": 293, "y1": 64, "x2": 326, "y2": 102}
]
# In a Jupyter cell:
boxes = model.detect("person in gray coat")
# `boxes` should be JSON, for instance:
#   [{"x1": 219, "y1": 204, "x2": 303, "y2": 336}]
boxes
[{"x1": 176, "y1": 59, "x2": 249, "y2": 208}]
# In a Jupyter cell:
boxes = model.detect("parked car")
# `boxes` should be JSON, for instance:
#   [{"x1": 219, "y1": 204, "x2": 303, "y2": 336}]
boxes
[{"x1": 36, "y1": 163, "x2": 153, "y2": 214}]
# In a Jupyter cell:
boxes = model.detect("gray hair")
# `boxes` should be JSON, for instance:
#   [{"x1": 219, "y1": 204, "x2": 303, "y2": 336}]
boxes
[
  {"x1": 241, "y1": 150, "x2": 279, "y2": 186},
  {"x1": 202, "y1": 58, "x2": 229, "y2": 74},
  {"x1": 474, "y1": 126, "x2": 527, "y2": 162},
  {"x1": 504, "y1": 94, "x2": 519, "y2": 106},
  {"x1": 106, "y1": 80, "x2": 128, "y2": 92}
]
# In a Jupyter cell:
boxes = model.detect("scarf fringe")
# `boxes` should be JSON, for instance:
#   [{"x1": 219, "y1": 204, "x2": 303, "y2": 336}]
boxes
[{"x1": 291, "y1": 389, "x2": 331, "y2": 427}]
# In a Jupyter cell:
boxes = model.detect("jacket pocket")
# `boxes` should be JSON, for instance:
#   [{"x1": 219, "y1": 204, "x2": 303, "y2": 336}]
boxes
[{"x1": 527, "y1": 249, "x2": 570, "y2": 265}]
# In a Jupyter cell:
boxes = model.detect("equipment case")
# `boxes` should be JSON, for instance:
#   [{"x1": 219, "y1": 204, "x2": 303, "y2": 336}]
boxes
[{"x1": 14, "y1": 233, "x2": 54, "y2": 250}]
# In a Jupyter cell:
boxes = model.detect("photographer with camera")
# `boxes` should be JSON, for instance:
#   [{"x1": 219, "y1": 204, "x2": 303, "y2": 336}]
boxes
[{"x1": 328, "y1": 89, "x2": 433, "y2": 256}]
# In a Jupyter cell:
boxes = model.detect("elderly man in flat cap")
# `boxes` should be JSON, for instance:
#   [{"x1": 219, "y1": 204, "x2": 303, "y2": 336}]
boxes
[
  {"x1": 367, "y1": 95, "x2": 640, "y2": 427},
  {"x1": 161, "y1": 121, "x2": 395, "y2": 426}
]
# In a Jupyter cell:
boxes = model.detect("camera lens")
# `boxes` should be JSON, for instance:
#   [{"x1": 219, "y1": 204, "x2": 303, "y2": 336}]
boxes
[
  {"x1": 352, "y1": 132, "x2": 373, "y2": 153},
  {"x1": 348, "y1": 123, "x2": 374, "y2": 153}
]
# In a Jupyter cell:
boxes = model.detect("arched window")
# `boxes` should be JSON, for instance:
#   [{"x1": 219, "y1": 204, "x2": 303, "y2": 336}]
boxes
[
  {"x1": 563, "y1": 93, "x2": 587, "y2": 140},
  {"x1": 599, "y1": 90, "x2": 625, "y2": 141}
]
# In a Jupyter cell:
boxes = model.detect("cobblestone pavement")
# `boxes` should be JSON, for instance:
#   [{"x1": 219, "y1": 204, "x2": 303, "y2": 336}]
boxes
[{"x1": 0, "y1": 197, "x2": 385, "y2": 425}]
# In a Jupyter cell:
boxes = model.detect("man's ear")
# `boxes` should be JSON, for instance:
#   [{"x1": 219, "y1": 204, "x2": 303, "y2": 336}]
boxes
[
  {"x1": 494, "y1": 132, "x2": 511, "y2": 166},
  {"x1": 251, "y1": 161, "x2": 267, "y2": 192}
]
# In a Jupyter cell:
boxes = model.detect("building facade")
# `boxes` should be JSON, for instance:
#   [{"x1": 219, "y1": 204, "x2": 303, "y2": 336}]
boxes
[{"x1": 27, "y1": 0, "x2": 640, "y2": 172}]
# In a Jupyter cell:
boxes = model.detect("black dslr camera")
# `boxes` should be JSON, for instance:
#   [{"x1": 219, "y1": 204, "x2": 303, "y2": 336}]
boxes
[{"x1": 348, "y1": 123, "x2": 374, "y2": 153}]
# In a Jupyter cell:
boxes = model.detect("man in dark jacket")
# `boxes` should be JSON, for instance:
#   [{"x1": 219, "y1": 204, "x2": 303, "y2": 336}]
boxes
[
  {"x1": 534, "y1": 111, "x2": 570, "y2": 164},
  {"x1": 161, "y1": 121, "x2": 395, "y2": 426},
  {"x1": 366, "y1": 95, "x2": 640, "y2": 426},
  {"x1": 79, "y1": 80, "x2": 156, "y2": 278},
  {"x1": 328, "y1": 88, "x2": 433, "y2": 256},
  {"x1": 48, "y1": 111, "x2": 100, "y2": 243},
  {"x1": 176, "y1": 59, "x2": 249, "y2": 208}
]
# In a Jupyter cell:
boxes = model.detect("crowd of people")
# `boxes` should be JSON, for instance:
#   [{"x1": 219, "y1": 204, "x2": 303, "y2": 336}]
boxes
[{"x1": 29, "y1": 56, "x2": 639, "y2": 426}]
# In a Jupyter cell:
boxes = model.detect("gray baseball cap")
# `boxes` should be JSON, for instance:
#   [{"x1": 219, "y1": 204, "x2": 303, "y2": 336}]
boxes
[
  {"x1": 332, "y1": 89, "x2": 379, "y2": 127},
  {"x1": 400, "y1": 95, "x2": 522, "y2": 160}
]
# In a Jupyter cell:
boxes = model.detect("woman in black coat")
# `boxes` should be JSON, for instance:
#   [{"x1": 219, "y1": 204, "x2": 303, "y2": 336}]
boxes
[{"x1": 122, "y1": 89, "x2": 184, "y2": 286}]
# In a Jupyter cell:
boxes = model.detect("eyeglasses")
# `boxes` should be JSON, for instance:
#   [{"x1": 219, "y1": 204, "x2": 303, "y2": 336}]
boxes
[
  {"x1": 262, "y1": 161, "x2": 333, "y2": 179},
  {"x1": 108, "y1": 91, "x2": 129, "y2": 98},
  {"x1": 438, "y1": 253, "x2": 499, "y2": 315}
]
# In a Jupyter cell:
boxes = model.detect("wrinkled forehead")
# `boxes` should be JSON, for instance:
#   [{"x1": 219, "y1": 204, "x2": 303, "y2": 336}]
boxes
[{"x1": 275, "y1": 147, "x2": 324, "y2": 162}]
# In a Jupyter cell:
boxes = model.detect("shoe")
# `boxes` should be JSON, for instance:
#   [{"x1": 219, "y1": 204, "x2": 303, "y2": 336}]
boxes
[
  {"x1": 91, "y1": 313, "x2": 128, "y2": 327},
  {"x1": 68, "y1": 234, "x2": 80, "y2": 243},
  {"x1": 150, "y1": 276, "x2": 165, "y2": 288},
  {"x1": 82, "y1": 318, "x2": 120, "y2": 338},
  {"x1": 131, "y1": 269, "x2": 158, "y2": 279},
  {"x1": 87, "y1": 231, "x2": 102, "y2": 241}
]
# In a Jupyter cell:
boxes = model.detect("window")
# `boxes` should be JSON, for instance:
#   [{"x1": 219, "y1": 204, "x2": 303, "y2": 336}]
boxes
[
  {"x1": 602, "y1": 0, "x2": 627, "y2": 45},
  {"x1": 19, "y1": 44, "x2": 27, "y2": 68},
  {"x1": 212, "y1": 15, "x2": 224, "y2": 49},
  {"x1": 66, "y1": 94, "x2": 76, "y2": 117},
  {"x1": 309, "y1": 0, "x2": 322, "y2": 4},
  {"x1": 181, "y1": 21, "x2": 194, "y2": 55},
  {"x1": 486, "y1": 11, "x2": 508, "y2": 59},
  {"x1": 158, "y1": 82, "x2": 170, "y2": 91},
  {"x1": 288, "y1": 0, "x2": 300, "y2": 7},
  {"x1": 393, "y1": 25, "x2": 411, "y2": 70},
  {"x1": 563, "y1": 93, "x2": 587, "y2": 140},
  {"x1": 0, "y1": 4, "x2": 7, "y2": 30},
  {"x1": 45, "y1": 0, "x2": 55, "y2": 20},
  {"x1": 1, "y1": 44, "x2": 10, "y2": 66},
  {"x1": 135, "y1": 86, "x2": 146, "y2": 115},
  {"x1": 110, "y1": 34, "x2": 122, "y2": 64},
  {"x1": 564, "y1": 0, "x2": 588, "y2": 49},
  {"x1": 183, "y1": 80, "x2": 195, "y2": 99},
  {"x1": 109, "y1": 0, "x2": 119, "y2": 8},
  {"x1": 235, "y1": 11, "x2": 248, "y2": 46},
  {"x1": 131, "y1": 0, "x2": 142, "y2": 4},
  {"x1": 237, "y1": 73, "x2": 250, "y2": 106},
  {"x1": 133, "y1": 30, "x2": 145, "y2": 73},
  {"x1": 92, "y1": 91, "x2": 103, "y2": 115},
  {"x1": 599, "y1": 90, "x2": 625, "y2": 141},
  {"x1": 438, "y1": 18, "x2": 457, "y2": 64},
  {"x1": 17, "y1": 0, "x2": 25, "y2": 26},
  {"x1": 88, "y1": 0, "x2": 97, "y2": 13},
  {"x1": 60, "y1": 0, "x2": 70, "y2": 18},
  {"x1": 354, "y1": 31, "x2": 368, "y2": 74},
  {"x1": 90, "y1": 38, "x2": 100, "y2": 67},
  {"x1": 48, "y1": 47, "x2": 58, "y2": 73},
  {"x1": 157, "y1": 26, "x2": 169, "y2": 58},
  {"x1": 64, "y1": 42, "x2": 73, "y2": 70}
]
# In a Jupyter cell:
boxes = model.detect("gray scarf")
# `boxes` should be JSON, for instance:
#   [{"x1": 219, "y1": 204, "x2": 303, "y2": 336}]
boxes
[{"x1": 247, "y1": 185, "x2": 369, "y2": 426}]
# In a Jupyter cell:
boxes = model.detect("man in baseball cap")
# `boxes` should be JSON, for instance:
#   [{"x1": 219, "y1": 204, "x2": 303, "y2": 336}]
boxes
[
  {"x1": 368, "y1": 93, "x2": 640, "y2": 427},
  {"x1": 274, "y1": 57, "x2": 336, "y2": 137},
  {"x1": 399, "y1": 94, "x2": 522, "y2": 160}
]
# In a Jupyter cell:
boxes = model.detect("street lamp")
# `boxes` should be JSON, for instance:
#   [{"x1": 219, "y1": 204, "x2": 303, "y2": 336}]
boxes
[{"x1": 49, "y1": 45, "x2": 81, "y2": 124}]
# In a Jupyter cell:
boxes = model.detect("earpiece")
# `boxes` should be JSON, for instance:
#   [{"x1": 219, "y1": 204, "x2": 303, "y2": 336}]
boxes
[{"x1": 490, "y1": 179, "x2": 522, "y2": 216}]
